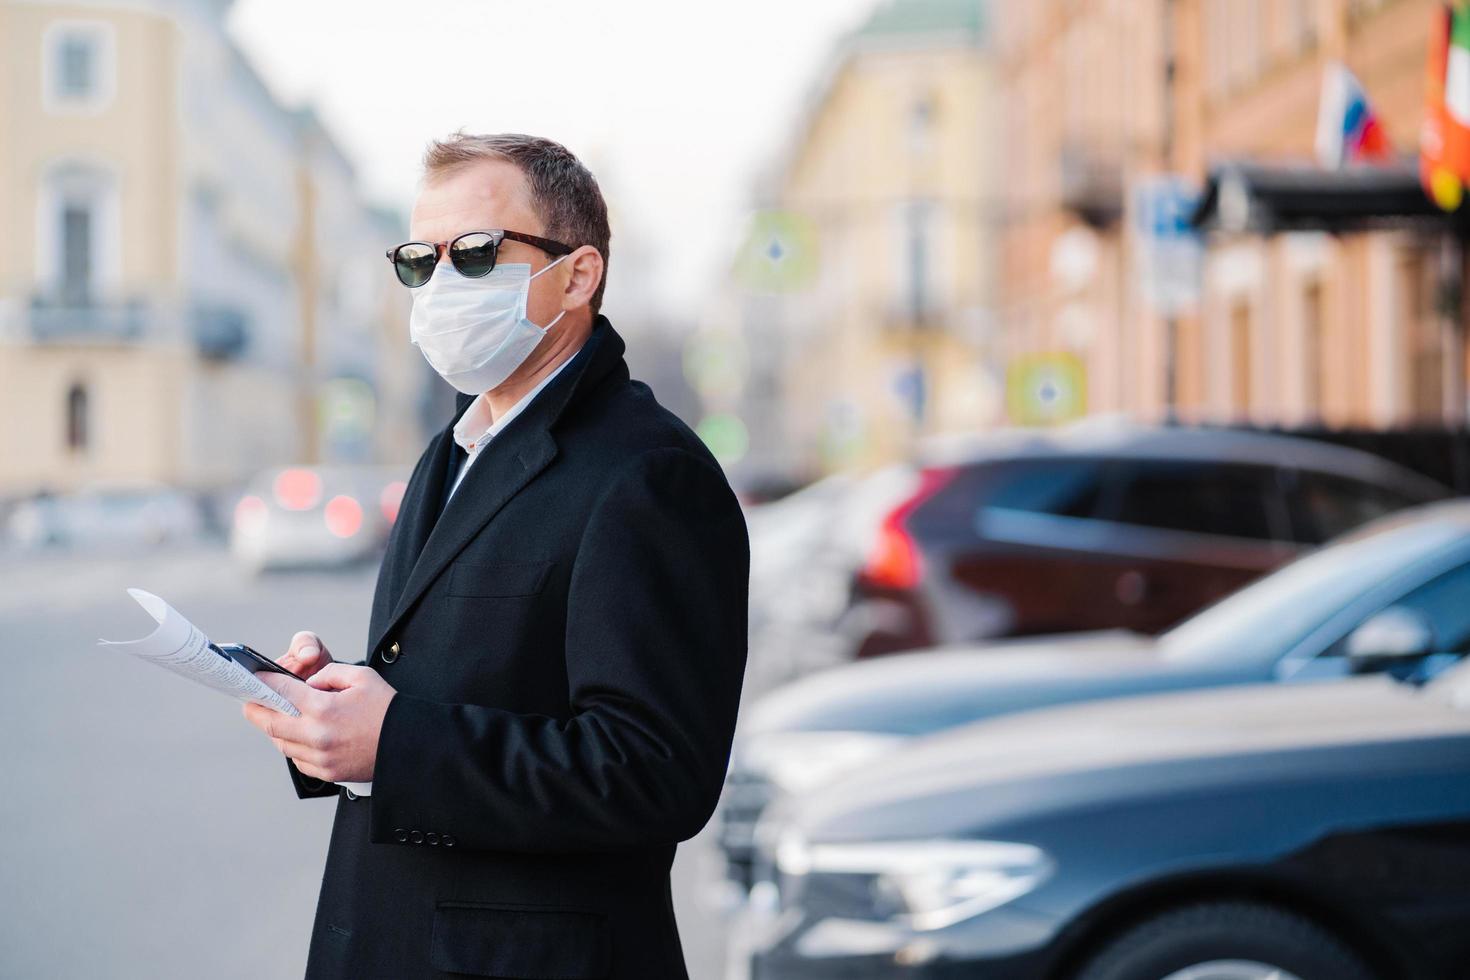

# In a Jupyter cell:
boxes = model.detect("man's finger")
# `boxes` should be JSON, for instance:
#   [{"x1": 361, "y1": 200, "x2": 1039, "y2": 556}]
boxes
[
  {"x1": 255, "y1": 670, "x2": 318, "y2": 709},
  {"x1": 243, "y1": 698, "x2": 311, "y2": 743},
  {"x1": 307, "y1": 662, "x2": 364, "y2": 692},
  {"x1": 290, "y1": 756, "x2": 333, "y2": 783},
  {"x1": 282, "y1": 631, "x2": 330, "y2": 673}
]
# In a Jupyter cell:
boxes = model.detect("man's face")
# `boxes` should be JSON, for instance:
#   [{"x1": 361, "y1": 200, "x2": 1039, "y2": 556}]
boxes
[{"x1": 408, "y1": 158, "x2": 568, "y2": 332}]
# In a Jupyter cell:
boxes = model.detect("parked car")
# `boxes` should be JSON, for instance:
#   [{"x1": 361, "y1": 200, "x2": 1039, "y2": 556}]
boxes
[
  {"x1": 720, "y1": 499, "x2": 1470, "y2": 890},
  {"x1": 845, "y1": 420, "x2": 1447, "y2": 658},
  {"x1": 229, "y1": 464, "x2": 407, "y2": 572},
  {"x1": 5, "y1": 482, "x2": 205, "y2": 550},
  {"x1": 740, "y1": 662, "x2": 1470, "y2": 979},
  {"x1": 746, "y1": 467, "x2": 918, "y2": 685}
]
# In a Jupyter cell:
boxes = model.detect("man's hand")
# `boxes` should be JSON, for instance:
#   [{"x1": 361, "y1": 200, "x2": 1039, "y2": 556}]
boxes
[
  {"x1": 242, "y1": 663, "x2": 396, "y2": 784},
  {"x1": 277, "y1": 630, "x2": 334, "y2": 681}
]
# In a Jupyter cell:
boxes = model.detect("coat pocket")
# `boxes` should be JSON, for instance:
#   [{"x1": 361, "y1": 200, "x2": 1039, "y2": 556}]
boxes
[
  {"x1": 447, "y1": 560, "x2": 553, "y2": 598},
  {"x1": 429, "y1": 901, "x2": 610, "y2": 978}
]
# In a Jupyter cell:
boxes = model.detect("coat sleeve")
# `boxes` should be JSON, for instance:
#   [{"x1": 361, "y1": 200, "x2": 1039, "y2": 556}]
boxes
[{"x1": 367, "y1": 446, "x2": 751, "y2": 853}]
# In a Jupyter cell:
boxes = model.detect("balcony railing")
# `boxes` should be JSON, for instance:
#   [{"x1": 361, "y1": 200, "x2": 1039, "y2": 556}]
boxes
[
  {"x1": 25, "y1": 294, "x2": 252, "y2": 361},
  {"x1": 28, "y1": 294, "x2": 147, "y2": 342}
]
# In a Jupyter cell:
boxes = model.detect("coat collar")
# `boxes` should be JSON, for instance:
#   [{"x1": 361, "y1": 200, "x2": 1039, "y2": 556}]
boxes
[{"x1": 371, "y1": 315, "x2": 628, "y2": 655}]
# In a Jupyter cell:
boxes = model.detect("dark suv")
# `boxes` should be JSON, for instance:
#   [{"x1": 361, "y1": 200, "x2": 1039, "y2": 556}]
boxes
[{"x1": 846, "y1": 423, "x2": 1447, "y2": 657}]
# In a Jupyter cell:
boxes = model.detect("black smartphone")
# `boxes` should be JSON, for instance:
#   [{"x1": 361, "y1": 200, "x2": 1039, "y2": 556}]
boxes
[{"x1": 211, "y1": 642, "x2": 305, "y2": 682}]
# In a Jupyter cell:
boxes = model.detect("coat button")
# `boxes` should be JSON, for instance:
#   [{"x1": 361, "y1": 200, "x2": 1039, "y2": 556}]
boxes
[
  {"x1": 381, "y1": 640, "x2": 400, "y2": 664},
  {"x1": 426, "y1": 832, "x2": 439, "y2": 846},
  {"x1": 442, "y1": 834, "x2": 457, "y2": 848},
  {"x1": 394, "y1": 828, "x2": 409, "y2": 843},
  {"x1": 410, "y1": 830, "x2": 424, "y2": 844}
]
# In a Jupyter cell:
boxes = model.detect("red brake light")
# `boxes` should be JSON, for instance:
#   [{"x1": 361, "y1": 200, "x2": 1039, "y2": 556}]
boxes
[
  {"x1": 379, "y1": 480, "x2": 407, "y2": 524},
  {"x1": 324, "y1": 494, "x2": 363, "y2": 538},
  {"x1": 234, "y1": 494, "x2": 268, "y2": 533},
  {"x1": 859, "y1": 467, "x2": 957, "y2": 590},
  {"x1": 274, "y1": 468, "x2": 322, "y2": 511}
]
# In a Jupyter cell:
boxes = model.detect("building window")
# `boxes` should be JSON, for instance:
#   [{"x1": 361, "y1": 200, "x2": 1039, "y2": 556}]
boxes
[
  {"x1": 37, "y1": 162, "x2": 120, "y2": 302},
  {"x1": 1301, "y1": 276, "x2": 1324, "y2": 419},
  {"x1": 43, "y1": 21, "x2": 116, "y2": 114},
  {"x1": 66, "y1": 382, "x2": 90, "y2": 453},
  {"x1": 1204, "y1": 0, "x2": 1265, "y2": 97},
  {"x1": 1291, "y1": 0, "x2": 1317, "y2": 52},
  {"x1": 895, "y1": 200, "x2": 943, "y2": 324},
  {"x1": 1401, "y1": 250, "x2": 1442, "y2": 420},
  {"x1": 61, "y1": 202, "x2": 94, "y2": 304},
  {"x1": 906, "y1": 92, "x2": 937, "y2": 158},
  {"x1": 1230, "y1": 297, "x2": 1253, "y2": 416}
]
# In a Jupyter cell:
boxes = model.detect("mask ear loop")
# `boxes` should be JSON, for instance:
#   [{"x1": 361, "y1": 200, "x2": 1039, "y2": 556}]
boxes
[
  {"x1": 529, "y1": 252, "x2": 572, "y2": 330},
  {"x1": 529, "y1": 252, "x2": 570, "y2": 280}
]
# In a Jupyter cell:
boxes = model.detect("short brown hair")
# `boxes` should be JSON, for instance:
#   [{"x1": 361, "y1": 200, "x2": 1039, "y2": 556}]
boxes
[{"x1": 422, "y1": 132, "x2": 611, "y2": 313}]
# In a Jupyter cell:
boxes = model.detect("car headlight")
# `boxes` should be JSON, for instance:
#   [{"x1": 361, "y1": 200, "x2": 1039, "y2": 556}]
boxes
[
  {"x1": 776, "y1": 832, "x2": 1052, "y2": 931},
  {"x1": 736, "y1": 730, "x2": 905, "y2": 793}
]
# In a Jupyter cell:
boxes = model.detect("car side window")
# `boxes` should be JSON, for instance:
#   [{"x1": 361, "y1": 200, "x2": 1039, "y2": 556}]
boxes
[
  {"x1": 1313, "y1": 561, "x2": 1470, "y2": 665},
  {"x1": 1288, "y1": 470, "x2": 1417, "y2": 544},
  {"x1": 981, "y1": 458, "x2": 1109, "y2": 517},
  {"x1": 1378, "y1": 562, "x2": 1470, "y2": 654},
  {"x1": 919, "y1": 457, "x2": 1111, "y2": 533},
  {"x1": 1108, "y1": 460, "x2": 1285, "y2": 541}
]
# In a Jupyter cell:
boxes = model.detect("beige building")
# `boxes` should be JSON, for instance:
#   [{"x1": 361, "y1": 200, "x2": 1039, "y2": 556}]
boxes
[
  {"x1": 727, "y1": 0, "x2": 996, "y2": 476},
  {"x1": 0, "y1": 0, "x2": 415, "y2": 498},
  {"x1": 997, "y1": 0, "x2": 1462, "y2": 430}
]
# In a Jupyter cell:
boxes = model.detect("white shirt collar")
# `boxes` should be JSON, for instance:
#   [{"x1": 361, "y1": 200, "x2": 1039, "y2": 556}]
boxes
[{"x1": 452, "y1": 349, "x2": 580, "y2": 454}]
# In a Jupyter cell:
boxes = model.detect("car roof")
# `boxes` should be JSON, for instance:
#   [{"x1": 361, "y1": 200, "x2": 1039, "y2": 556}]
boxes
[{"x1": 916, "y1": 417, "x2": 1447, "y2": 492}]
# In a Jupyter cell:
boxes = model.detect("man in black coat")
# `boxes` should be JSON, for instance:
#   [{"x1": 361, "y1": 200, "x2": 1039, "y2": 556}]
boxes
[{"x1": 243, "y1": 133, "x2": 749, "y2": 979}]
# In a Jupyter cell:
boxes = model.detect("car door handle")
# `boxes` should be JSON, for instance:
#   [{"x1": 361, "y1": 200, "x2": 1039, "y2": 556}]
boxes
[{"x1": 1115, "y1": 570, "x2": 1150, "y2": 606}]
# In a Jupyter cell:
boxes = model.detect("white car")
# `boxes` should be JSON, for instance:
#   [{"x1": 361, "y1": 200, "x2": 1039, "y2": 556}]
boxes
[
  {"x1": 230, "y1": 464, "x2": 407, "y2": 573},
  {"x1": 7, "y1": 483, "x2": 204, "y2": 550}
]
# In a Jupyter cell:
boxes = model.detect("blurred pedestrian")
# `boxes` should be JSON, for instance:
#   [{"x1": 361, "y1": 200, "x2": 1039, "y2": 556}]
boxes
[{"x1": 242, "y1": 132, "x2": 750, "y2": 980}]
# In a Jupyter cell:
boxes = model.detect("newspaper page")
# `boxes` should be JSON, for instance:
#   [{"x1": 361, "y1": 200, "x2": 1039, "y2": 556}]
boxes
[{"x1": 99, "y1": 588, "x2": 300, "y2": 717}]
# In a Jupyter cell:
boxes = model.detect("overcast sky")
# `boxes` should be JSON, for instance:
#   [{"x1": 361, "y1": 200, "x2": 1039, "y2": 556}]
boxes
[{"x1": 226, "y1": 0, "x2": 872, "y2": 316}]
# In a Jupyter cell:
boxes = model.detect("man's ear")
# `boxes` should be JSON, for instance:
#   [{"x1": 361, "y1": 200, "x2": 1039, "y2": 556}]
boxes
[{"x1": 561, "y1": 245, "x2": 605, "y2": 311}]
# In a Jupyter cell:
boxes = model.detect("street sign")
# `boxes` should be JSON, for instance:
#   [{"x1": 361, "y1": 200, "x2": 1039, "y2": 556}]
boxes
[
  {"x1": 1006, "y1": 352, "x2": 1086, "y2": 425},
  {"x1": 1132, "y1": 175, "x2": 1202, "y2": 315}
]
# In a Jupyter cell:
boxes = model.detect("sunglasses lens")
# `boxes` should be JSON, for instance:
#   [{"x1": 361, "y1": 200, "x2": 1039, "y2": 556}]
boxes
[
  {"x1": 394, "y1": 243, "x2": 437, "y2": 287},
  {"x1": 450, "y1": 233, "x2": 497, "y2": 278}
]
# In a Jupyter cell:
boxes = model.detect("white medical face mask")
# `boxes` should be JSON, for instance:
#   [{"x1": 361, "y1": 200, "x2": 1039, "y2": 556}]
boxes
[{"x1": 408, "y1": 255, "x2": 568, "y2": 395}]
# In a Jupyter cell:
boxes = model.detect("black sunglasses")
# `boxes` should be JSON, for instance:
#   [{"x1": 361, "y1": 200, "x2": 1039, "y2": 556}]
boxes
[{"x1": 385, "y1": 229, "x2": 574, "y2": 288}]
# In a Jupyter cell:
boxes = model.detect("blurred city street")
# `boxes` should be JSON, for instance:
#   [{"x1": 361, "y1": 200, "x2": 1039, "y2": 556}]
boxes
[
  {"x1": 0, "y1": 544, "x2": 730, "y2": 979},
  {"x1": 11, "y1": 0, "x2": 1470, "y2": 976}
]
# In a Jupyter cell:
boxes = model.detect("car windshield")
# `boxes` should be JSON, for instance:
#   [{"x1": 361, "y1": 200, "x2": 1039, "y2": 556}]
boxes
[{"x1": 1159, "y1": 518, "x2": 1466, "y2": 665}]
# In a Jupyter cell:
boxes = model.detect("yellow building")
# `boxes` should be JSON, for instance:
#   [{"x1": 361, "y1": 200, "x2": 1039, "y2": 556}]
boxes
[
  {"x1": 729, "y1": 0, "x2": 996, "y2": 475},
  {"x1": 0, "y1": 0, "x2": 414, "y2": 498},
  {"x1": 997, "y1": 0, "x2": 1462, "y2": 430}
]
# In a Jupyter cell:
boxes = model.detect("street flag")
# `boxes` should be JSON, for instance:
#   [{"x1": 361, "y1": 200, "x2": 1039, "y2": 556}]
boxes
[
  {"x1": 1315, "y1": 62, "x2": 1394, "y2": 168},
  {"x1": 1421, "y1": 3, "x2": 1470, "y2": 211}
]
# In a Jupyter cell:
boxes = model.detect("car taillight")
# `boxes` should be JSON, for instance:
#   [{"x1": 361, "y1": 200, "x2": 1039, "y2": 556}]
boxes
[
  {"x1": 274, "y1": 468, "x2": 322, "y2": 511},
  {"x1": 380, "y1": 480, "x2": 407, "y2": 525},
  {"x1": 859, "y1": 467, "x2": 957, "y2": 590},
  {"x1": 324, "y1": 495, "x2": 363, "y2": 538},
  {"x1": 234, "y1": 494, "x2": 268, "y2": 534}
]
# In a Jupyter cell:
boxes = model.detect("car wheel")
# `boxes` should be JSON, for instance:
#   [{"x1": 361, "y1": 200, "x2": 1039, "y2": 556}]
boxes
[{"x1": 1074, "y1": 901, "x2": 1376, "y2": 980}]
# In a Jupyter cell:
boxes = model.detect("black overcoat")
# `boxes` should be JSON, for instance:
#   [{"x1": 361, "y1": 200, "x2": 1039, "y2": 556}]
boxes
[{"x1": 285, "y1": 315, "x2": 750, "y2": 979}]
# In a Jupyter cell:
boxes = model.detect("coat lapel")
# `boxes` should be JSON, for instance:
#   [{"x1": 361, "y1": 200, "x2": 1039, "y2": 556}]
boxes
[{"x1": 369, "y1": 316, "x2": 627, "y2": 657}]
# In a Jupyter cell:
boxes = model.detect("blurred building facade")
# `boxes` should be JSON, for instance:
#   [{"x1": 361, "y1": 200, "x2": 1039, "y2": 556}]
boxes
[
  {"x1": 0, "y1": 0, "x2": 417, "y2": 498},
  {"x1": 997, "y1": 0, "x2": 1465, "y2": 431},
  {"x1": 722, "y1": 0, "x2": 997, "y2": 478}
]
